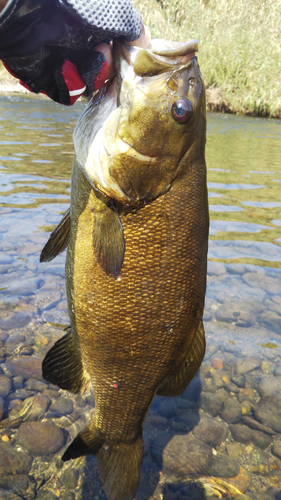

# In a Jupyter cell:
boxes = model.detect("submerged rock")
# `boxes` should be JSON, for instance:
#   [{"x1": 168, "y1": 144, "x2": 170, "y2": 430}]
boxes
[
  {"x1": 17, "y1": 394, "x2": 51, "y2": 420},
  {"x1": 200, "y1": 392, "x2": 223, "y2": 417},
  {"x1": 18, "y1": 421, "x2": 66, "y2": 456},
  {"x1": 0, "y1": 376, "x2": 12, "y2": 398},
  {"x1": 235, "y1": 356, "x2": 262, "y2": 375},
  {"x1": 49, "y1": 397, "x2": 73, "y2": 415},
  {"x1": 220, "y1": 397, "x2": 242, "y2": 424},
  {"x1": 215, "y1": 302, "x2": 256, "y2": 327},
  {"x1": 229, "y1": 424, "x2": 272, "y2": 450},
  {"x1": 0, "y1": 312, "x2": 32, "y2": 331},
  {"x1": 254, "y1": 393, "x2": 281, "y2": 433},
  {"x1": 207, "y1": 454, "x2": 240, "y2": 477},
  {"x1": 0, "y1": 442, "x2": 32, "y2": 476},
  {"x1": 151, "y1": 432, "x2": 212, "y2": 476},
  {"x1": 259, "y1": 376, "x2": 281, "y2": 396},
  {"x1": 0, "y1": 475, "x2": 36, "y2": 499},
  {"x1": 0, "y1": 396, "x2": 4, "y2": 421},
  {"x1": 4, "y1": 356, "x2": 42, "y2": 379},
  {"x1": 192, "y1": 415, "x2": 227, "y2": 446}
]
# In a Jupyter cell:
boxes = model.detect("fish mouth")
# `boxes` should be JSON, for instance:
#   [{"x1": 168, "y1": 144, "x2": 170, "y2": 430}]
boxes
[{"x1": 150, "y1": 38, "x2": 198, "y2": 57}]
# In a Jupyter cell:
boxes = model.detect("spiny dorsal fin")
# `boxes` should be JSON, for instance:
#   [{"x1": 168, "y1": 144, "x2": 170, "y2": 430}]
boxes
[
  {"x1": 42, "y1": 328, "x2": 89, "y2": 394},
  {"x1": 93, "y1": 198, "x2": 125, "y2": 278},
  {"x1": 40, "y1": 208, "x2": 70, "y2": 262}
]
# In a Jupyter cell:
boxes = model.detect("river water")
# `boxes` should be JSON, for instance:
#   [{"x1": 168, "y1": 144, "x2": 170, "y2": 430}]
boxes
[{"x1": 0, "y1": 94, "x2": 280, "y2": 500}]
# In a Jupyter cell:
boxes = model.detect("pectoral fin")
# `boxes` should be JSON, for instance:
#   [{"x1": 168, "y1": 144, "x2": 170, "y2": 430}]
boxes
[
  {"x1": 42, "y1": 327, "x2": 89, "y2": 394},
  {"x1": 157, "y1": 320, "x2": 206, "y2": 397},
  {"x1": 93, "y1": 198, "x2": 125, "y2": 278},
  {"x1": 40, "y1": 208, "x2": 70, "y2": 262}
]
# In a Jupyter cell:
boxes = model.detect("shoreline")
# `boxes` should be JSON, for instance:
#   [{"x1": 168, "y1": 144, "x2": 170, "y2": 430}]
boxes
[{"x1": 0, "y1": 72, "x2": 279, "y2": 119}]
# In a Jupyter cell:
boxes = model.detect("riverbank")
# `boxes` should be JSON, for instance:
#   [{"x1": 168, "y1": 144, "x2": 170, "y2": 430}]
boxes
[
  {"x1": 134, "y1": 0, "x2": 281, "y2": 118},
  {"x1": 0, "y1": 66, "x2": 268, "y2": 117},
  {"x1": 1, "y1": 0, "x2": 280, "y2": 118}
]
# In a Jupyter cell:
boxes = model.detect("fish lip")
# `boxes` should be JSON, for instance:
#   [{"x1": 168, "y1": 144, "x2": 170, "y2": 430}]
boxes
[{"x1": 149, "y1": 39, "x2": 198, "y2": 57}]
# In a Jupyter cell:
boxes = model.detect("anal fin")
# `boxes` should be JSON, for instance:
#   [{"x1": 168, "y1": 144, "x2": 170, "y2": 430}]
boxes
[
  {"x1": 157, "y1": 320, "x2": 206, "y2": 397},
  {"x1": 40, "y1": 207, "x2": 70, "y2": 262},
  {"x1": 93, "y1": 197, "x2": 125, "y2": 278},
  {"x1": 42, "y1": 327, "x2": 89, "y2": 394}
]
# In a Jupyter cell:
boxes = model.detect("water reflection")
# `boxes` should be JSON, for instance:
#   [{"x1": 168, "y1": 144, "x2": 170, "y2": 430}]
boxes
[{"x1": 0, "y1": 97, "x2": 281, "y2": 500}]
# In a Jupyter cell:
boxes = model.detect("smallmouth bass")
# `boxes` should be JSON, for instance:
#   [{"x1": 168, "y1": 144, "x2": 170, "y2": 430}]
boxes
[{"x1": 41, "y1": 38, "x2": 209, "y2": 500}]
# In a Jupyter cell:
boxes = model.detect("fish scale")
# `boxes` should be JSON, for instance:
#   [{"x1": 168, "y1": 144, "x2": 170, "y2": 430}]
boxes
[{"x1": 66, "y1": 157, "x2": 208, "y2": 443}]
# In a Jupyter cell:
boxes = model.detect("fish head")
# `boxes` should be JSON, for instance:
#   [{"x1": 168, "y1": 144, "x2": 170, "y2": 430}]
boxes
[
  {"x1": 117, "y1": 39, "x2": 205, "y2": 161},
  {"x1": 76, "y1": 39, "x2": 206, "y2": 206}
]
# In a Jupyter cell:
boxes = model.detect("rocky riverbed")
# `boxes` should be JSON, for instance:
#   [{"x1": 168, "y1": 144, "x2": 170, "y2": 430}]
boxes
[{"x1": 0, "y1": 254, "x2": 281, "y2": 499}]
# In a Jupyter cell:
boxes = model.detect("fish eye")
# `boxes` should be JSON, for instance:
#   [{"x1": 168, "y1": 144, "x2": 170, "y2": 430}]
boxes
[{"x1": 171, "y1": 98, "x2": 193, "y2": 123}]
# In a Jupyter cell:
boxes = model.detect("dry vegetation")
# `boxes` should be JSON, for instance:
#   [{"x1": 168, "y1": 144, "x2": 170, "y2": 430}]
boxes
[{"x1": 133, "y1": 0, "x2": 281, "y2": 117}]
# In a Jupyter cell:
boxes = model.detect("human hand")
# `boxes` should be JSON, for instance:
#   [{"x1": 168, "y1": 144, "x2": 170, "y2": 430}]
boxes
[{"x1": 128, "y1": 25, "x2": 151, "y2": 48}]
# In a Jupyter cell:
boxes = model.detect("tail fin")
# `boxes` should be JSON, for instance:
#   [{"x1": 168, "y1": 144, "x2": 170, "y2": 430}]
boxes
[
  {"x1": 62, "y1": 423, "x2": 143, "y2": 500},
  {"x1": 97, "y1": 434, "x2": 143, "y2": 500}
]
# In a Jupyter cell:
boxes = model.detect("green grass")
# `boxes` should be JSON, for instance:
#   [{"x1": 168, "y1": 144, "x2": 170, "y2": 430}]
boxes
[{"x1": 133, "y1": 0, "x2": 281, "y2": 117}]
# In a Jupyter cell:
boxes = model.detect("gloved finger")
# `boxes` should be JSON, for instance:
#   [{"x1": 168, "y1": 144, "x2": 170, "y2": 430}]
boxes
[{"x1": 61, "y1": 60, "x2": 86, "y2": 105}]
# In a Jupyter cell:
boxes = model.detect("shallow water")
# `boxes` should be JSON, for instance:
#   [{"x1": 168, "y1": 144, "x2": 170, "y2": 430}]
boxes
[{"x1": 0, "y1": 94, "x2": 281, "y2": 500}]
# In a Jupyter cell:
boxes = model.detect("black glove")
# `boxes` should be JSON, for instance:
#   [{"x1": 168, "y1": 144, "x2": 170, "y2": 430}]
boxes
[{"x1": 0, "y1": 0, "x2": 142, "y2": 105}]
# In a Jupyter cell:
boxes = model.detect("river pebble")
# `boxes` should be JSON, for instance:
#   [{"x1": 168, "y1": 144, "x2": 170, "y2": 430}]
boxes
[
  {"x1": 4, "y1": 334, "x2": 26, "y2": 355},
  {"x1": 207, "y1": 454, "x2": 240, "y2": 477},
  {"x1": 4, "y1": 278, "x2": 41, "y2": 297},
  {"x1": 259, "y1": 376, "x2": 281, "y2": 396},
  {"x1": 34, "y1": 292, "x2": 62, "y2": 312},
  {"x1": 0, "y1": 376, "x2": 12, "y2": 398},
  {"x1": 235, "y1": 357, "x2": 262, "y2": 375},
  {"x1": 17, "y1": 421, "x2": 66, "y2": 456},
  {"x1": 0, "y1": 488, "x2": 22, "y2": 499},
  {"x1": 229, "y1": 424, "x2": 272, "y2": 450},
  {"x1": 49, "y1": 397, "x2": 73, "y2": 415},
  {"x1": 243, "y1": 272, "x2": 281, "y2": 295},
  {"x1": 0, "y1": 442, "x2": 32, "y2": 476},
  {"x1": 215, "y1": 302, "x2": 256, "y2": 327},
  {"x1": 258, "y1": 311, "x2": 281, "y2": 334},
  {"x1": 0, "y1": 396, "x2": 4, "y2": 421},
  {"x1": 272, "y1": 438, "x2": 281, "y2": 459},
  {"x1": 199, "y1": 392, "x2": 223, "y2": 417},
  {"x1": 144, "y1": 415, "x2": 168, "y2": 430},
  {"x1": 220, "y1": 396, "x2": 242, "y2": 424},
  {"x1": 4, "y1": 356, "x2": 42, "y2": 378},
  {"x1": 0, "y1": 474, "x2": 36, "y2": 498},
  {"x1": 36, "y1": 491, "x2": 58, "y2": 500},
  {"x1": 17, "y1": 394, "x2": 51, "y2": 420},
  {"x1": 151, "y1": 432, "x2": 212, "y2": 476},
  {"x1": 25, "y1": 378, "x2": 48, "y2": 392},
  {"x1": 60, "y1": 469, "x2": 79, "y2": 489},
  {"x1": 192, "y1": 415, "x2": 227, "y2": 446},
  {"x1": 182, "y1": 376, "x2": 203, "y2": 401},
  {"x1": 0, "y1": 312, "x2": 32, "y2": 331},
  {"x1": 254, "y1": 393, "x2": 281, "y2": 432},
  {"x1": 264, "y1": 298, "x2": 281, "y2": 316}
]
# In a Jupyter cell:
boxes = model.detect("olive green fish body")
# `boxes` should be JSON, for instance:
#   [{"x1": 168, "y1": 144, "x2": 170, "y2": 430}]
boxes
[
  {"x1": 66, "y1": 155, "x2": 208, "y2": 442},
  {"x1": 42, "y1": 39, "x2": 208, "y2": 500}
]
